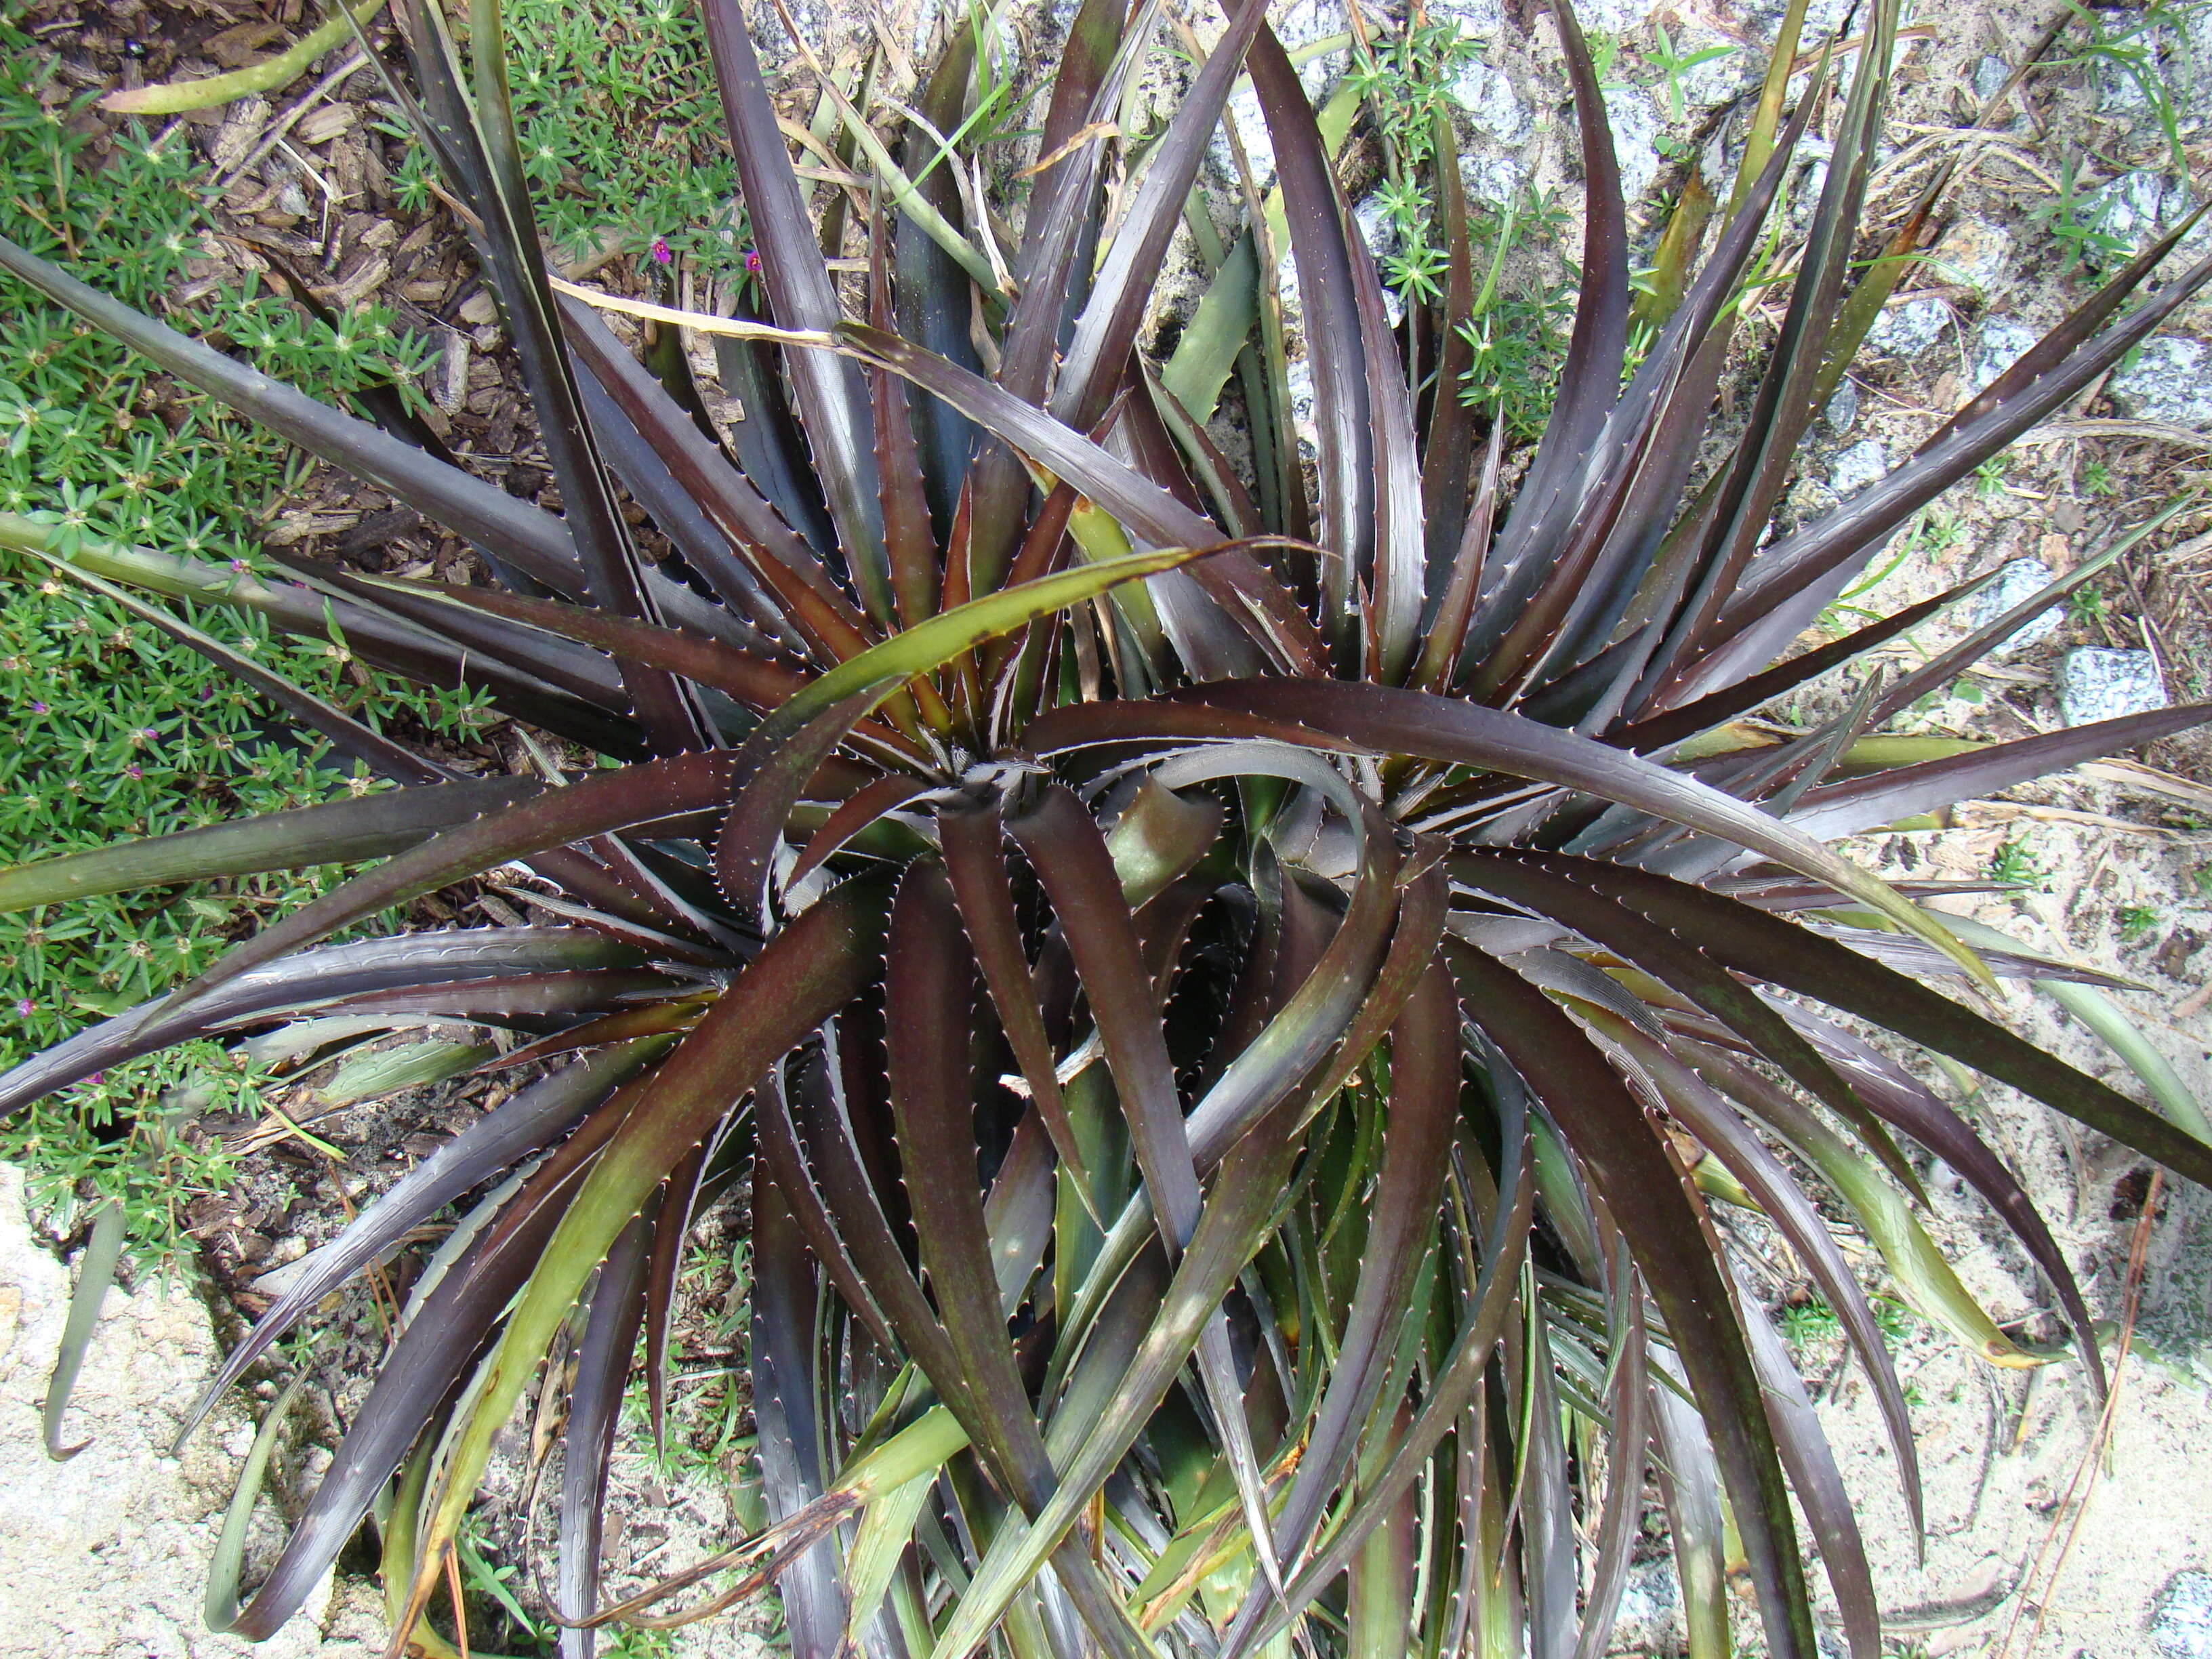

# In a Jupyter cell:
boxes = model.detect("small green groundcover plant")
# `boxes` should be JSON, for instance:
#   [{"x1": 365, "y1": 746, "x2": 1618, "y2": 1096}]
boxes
[
  {"x1": 0, "y1": 1, "x2": 501, "y2": 1257},
  {"x1": 1, "y1": 0, "x2": 2210, "y2": 1656}
]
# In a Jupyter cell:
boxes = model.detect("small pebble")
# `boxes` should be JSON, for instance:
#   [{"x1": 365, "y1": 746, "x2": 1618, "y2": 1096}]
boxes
[
  {"x1": 2057, "y1": 647, "x2": 2166, "y2": 726},
  {"x1": 1967, "y1": 558, "x2": 2064, "y2": 656}
]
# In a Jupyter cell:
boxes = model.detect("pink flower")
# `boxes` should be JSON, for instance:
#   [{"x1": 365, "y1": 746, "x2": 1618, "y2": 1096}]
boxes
[
  {"x1": 744, "y1": 250, "x2": 763, "y2": 273},
  {"x1": 651, "y1": 237, "x2": 674, "y2": 266}
]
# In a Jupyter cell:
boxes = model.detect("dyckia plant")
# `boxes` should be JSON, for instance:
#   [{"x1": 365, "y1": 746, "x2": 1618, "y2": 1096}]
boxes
[{"x1": 2, "y1": 0, "x2": 2211, "y2": 1656}]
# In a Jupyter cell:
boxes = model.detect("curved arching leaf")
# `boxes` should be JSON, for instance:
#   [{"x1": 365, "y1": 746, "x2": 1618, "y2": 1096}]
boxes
[
  {"x1": 0, "y1": 777, "x2": 540, "y2": 912},
  {"x1": 396, "y1": 880, "x2": 889, "y2": 1643},
  {"x1": 1026, "y1": 680, "x2": 1992, "y2": 985}
]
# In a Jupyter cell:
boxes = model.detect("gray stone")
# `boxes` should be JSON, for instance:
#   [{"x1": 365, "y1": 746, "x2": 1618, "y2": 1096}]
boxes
[
  {"x1": 2151, "y1": 1571, "x2": 2212, "y2": 1659},
  {"x1": 1461, "y1": 145, "x2": 1531, "y2": 207},
  {"x1": 1668, "y1": 26, "x2": 1749, "y2": 115},
  {"x1": 1427, "y1": 0, "x2": 1507, "y2": 37},
  {"x1": 1742, "y1": 0, "x2": 1849, "y2": 35},
  {"x1": 1352, "y1": 196, "x2": 1407, "y2": 328},
  {"x1": 1824, "y1": 377, "x2": 1860, "y2": 436},
  {"x1": 1578, "y1": 0, "x2": 1658, "y2": 35},
  {"x1": 1829, "y1": 438, "x2": 1889, "y2": 500},
  {"x1": 1969, "y1": 317, "x2": 2041, "y2": 396},
  {"x1": 1969, "y1": 558, "x2": 2065, "y2": 655},
  {"x1": 1865, "y1": 294, "x2": 1952, "y2": 359},
  {"x1": 1605, "y1": 87, "x2": 1663, "y2": 204},
  {"x1": 1212, "y1": 85, "x2": 1275, "y2": 190},
  {"x1": 2058, "y1": 647, "x2": 2167, "y2": 726},
  {"x1": 1452, "y1": 59, "x2": 1532, "y2": 146},
  {"x1": 1606, "y1": 1557, "x2": 1686, "y2": 1654},
  {"x1": 1973, "y1": 54, "x2": 2010, "y2": 101},
  {"x1": 741, "y1": 0, "x2": 838, "y2": 70},
  {"x1": 2085, "y1": 171, "x2": 2169, "y2": 262},
  {"x1": 2110, "y1": 336, "x2": 2212, "y2": 428},
  {"x1": 1931, "y1": 218, "x2": 2013, "y2": 293},
  {"x1": 0, "y1": 1164, "x2": 379, "y2": 1656},
  {"x1": 1277, "y1": 0, "x2": 1355, "y2": 96}
]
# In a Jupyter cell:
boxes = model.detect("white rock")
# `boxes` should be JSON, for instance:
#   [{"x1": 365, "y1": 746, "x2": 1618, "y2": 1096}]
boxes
[
  {"x1": 1460, "y1": 145, "x2": 1531, "y2": 207},
  {"x1": 1603, "y1": 86, "x2": 1663, "y2": 204},
  {"x1": 1452, "y1": 59, "x2": 1532, "y2": 146},
  {"x1": 2057, "y1": 647, "x2": 2167, "y2": 726},
  {"x1": 1351, "y1": 196, "x2": 1407, "y2": 328},
  {"x1": 741, "y1": 0, "x2": 838, "y2": 70},
  {"x1": 1212, "y1": 85, "x2": 1276, "y2": 194},
  {"x1": 1669, "y1": 26, "x2": 1750, "y2": 115},
  {"x1": 1967, "y1": 558, "x2": 2064, "y2": 655},
  {"x1": 2110, "y1": 336, "x2": 2212, "y2": 428},
  {"x1": 2086, "y1": 170, "x2": 2169, "y2": 261},
  {"x1": 1274, "y1": 0, "x2": 1357, "y2": 95},
  {"x1": 1606, "y1": 1557, "x2": 1686, "y2": 1654},
  {"x1": 1864, "y1": 294, "x2": 1951, "y2": 359},
  {"x1": 1742, "y1": 0, "x2": 1850, "y2": 36},
  {"x1": 1576, "y1": 0, "x2": 1656, "y2": 33},
  {"x1": 1824, "y1": 377, "x2": 1860, "y2": 436},
  {"x1": 1967, "y1": 316, "x2": 2041, "y2": 395},
  {"x1": 0, "y1": 1166, "x2": 375, "y2": 1658},
  {"x1": 1931, "y1": 218, "x2": 2013, "y2": 293},
  {"x1": 1427, "y1": 0, "x2": 1507, "y2": 37},
  {"x1": 2153, "y1": 1571, "x2": 2212, "y2": 1659},
  {"x1": 1828, "y1": 438, "x2": 1889, "y2": 500}
]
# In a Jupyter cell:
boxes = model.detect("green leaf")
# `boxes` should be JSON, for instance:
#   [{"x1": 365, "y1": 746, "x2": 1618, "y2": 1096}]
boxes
[
  {"x1": 711, "y1": 538, "x2": 1270, "y2": 915},
  {"x1": 0, "y1": 778, "x2": 537, "y2": 912},
  {"x1": 43, "y1": 1201, "x2": 124, "y2": 1461},
  {"x1": 203, "y1": 1371, "x2": 310, "y2": 1633},
  {"x1": 399, "y1": 882, "x2": 886, "y2": 1643}
]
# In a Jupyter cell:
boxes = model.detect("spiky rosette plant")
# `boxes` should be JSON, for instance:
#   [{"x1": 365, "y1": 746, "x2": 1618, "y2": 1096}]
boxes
[{"x1": 3, "y1": 0, "x2": 2211, "y2": 1654}]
